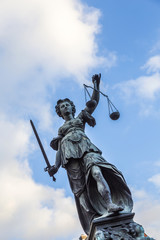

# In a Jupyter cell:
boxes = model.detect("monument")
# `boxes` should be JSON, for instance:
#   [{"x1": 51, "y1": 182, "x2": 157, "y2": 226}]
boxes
[{"x1": 31, "y1": 74, "x2": 155, "y2": 240}]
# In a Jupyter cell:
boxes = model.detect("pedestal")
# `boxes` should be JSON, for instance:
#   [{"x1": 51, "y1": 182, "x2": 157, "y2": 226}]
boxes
[{"x1": 87, "y1": 213, "x2": 155, "y2": 240}]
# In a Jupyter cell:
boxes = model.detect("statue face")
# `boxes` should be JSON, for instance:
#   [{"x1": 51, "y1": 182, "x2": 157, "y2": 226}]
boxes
[{"x1": 59, "y1": 101, "x2": 72, "y2": 118}]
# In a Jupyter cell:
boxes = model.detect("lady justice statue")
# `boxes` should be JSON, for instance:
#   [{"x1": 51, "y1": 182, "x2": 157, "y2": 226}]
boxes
[{"x1": 48, "y1": 74, "x2": 133, "y2": 235}]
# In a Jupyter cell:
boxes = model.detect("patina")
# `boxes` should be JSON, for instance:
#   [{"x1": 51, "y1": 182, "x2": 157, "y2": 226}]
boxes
[{"x1": 49, "y1": 74, "x2": 133, "y2": 234}]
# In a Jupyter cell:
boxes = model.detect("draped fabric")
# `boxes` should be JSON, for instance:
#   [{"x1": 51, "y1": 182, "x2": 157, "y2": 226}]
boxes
[
  {"x1": 65, "y1": 153, "x2": 133, "y2": 234},
  {"x1": 51, "y1": 110, "x2": 133, "y2": 234}
]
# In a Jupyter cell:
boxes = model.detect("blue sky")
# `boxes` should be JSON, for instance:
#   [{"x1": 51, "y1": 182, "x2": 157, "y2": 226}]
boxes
[{"x1": 0, "y1": 0, "x2": 160, "y2": 239}]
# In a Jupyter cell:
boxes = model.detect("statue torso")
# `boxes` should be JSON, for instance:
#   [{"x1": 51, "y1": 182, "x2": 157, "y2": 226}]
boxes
[{"x1": 58, "y1": 111, "x2": 101, "y2": 166}]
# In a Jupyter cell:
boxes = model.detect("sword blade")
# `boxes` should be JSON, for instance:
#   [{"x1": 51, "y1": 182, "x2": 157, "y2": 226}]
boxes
[{"x1": 30, "y1": 120, "x2": 51, "y2": 169}]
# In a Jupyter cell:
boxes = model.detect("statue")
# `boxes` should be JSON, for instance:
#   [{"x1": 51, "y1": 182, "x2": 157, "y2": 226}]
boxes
[{"x1": 48, "y1": 74, "x2": 133, "y2": 235}]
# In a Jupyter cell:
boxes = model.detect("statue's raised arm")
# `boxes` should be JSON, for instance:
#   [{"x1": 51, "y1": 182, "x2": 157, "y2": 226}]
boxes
[{"x1": 84, "y1": 74, "x2": 101, "y2": 115}]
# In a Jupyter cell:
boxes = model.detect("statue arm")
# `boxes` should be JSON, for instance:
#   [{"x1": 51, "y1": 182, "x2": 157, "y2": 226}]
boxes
[
  {"x1": 55, "y1": 140, "x2": 62, "y2": 169},
  {"x1": 49, "y1": 137, "x2": 62, "y2": 177},
  {"x1": 54, "y1": 150, "x2": 61, "y2": 168},
  {"x1": 84, "y1": 74, "x2": 101, "y2": 115}
]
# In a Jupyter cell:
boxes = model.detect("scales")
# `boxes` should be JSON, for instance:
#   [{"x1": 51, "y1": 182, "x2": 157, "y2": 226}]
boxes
[{"x1": 83, "y1": 74, "x2": 120, "y2": 120}]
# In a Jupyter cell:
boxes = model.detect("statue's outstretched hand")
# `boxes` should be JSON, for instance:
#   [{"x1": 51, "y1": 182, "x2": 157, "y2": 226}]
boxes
[{"x1": 92, "y1": 73, "x2": 101, "y2": 86}]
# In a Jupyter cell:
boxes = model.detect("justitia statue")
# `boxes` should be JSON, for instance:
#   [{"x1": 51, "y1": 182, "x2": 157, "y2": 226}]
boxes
[{"x1": 48, "y1": 74, "x2": 133, "y2": 235}]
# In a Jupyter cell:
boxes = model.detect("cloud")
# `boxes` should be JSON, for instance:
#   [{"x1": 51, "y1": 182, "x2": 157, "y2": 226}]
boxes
[
  {"x1": 0, "y1": 1, "x2": 116, "y2": 239},
  {"x1": 132, "y1": 188, "x2": 160, "y2": 239},
  {"x1": 116, "y1": 54, "x2": 160, "y2": 100},
  {"x1": 142, "y1": 55, "x2": 160, "y2": 73},
  {"x1": 117, "y1": 72, "x2": 160, "y2": 100},
  {"x1": 148, "y1": 174, "x2": 160, "y2": 188},
  {"x1": 132, "y1": 161, "x2": 160, "y2": 239},
  {"x1": 0, "y1": 0, "x2": 117, "y2": 130},
  {"x1": 0, "y1": 0, "x2": 103, "y2": 79},
  {"x1": 114, "y1": 54, "x2": 160, "y2": 116},
  {"x1": 0, "y1": 115, "x2": 81, "y2": 240}
]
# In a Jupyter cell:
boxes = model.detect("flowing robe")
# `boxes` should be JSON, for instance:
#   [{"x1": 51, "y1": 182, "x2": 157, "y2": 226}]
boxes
[{"x1": 50, "y1": 110, "x2": 133, "y2": 234}]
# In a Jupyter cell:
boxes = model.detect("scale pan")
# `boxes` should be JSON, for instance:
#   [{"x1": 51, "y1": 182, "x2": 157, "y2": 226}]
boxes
[
  {"x1": 86, "y1": 100, "x2": 97, "y2": 108},
  {"x1": 110, "y1": 111, "x2": 120, "y2": 120}
]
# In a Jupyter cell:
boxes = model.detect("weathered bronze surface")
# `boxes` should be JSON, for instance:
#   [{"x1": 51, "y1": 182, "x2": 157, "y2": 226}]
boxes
[
  {"x1": 49, "y1": 74, "x2": 133, "y2": 235},
  {"x1": 88, "y1": 213, "x2": 155, "y2": 240}
]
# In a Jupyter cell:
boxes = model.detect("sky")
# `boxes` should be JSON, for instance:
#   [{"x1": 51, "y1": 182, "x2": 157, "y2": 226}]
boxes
[{"x1": 0, "y1": 0, "x2": 160, "y2": 239}]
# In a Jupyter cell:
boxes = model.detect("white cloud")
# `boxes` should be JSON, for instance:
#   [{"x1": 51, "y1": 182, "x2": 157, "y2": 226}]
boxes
[
  {"x1": 132, "y1": 189, "x2": 148, "y2": 199},
  {"x1": 132, "y1": 188, "x2": 160, "y2": 239},
  {"x1": 0, "y1": 0, "x2": 103, "y2": 78},
  {"x1": 148, "y1": 174, "x2": 160, "y2": 188},
  {"x1": 115, "y1": 54, "x2": 160, "y2": 116},
  {"x1": 142, "y1": 55, "x2": 160, "y2": 73},
  {"x1": 0, "y1": 0, "x2": 117, "y2": 130},
  {"x1": 0, "y1": 1, "x2": 117, "y2": 239},
  {"x1": 0, "y1": 115, "x2": 81, "y2": 240},
  {"x1": 115, "y1": 54, "x2": 160, "y2": 100},
  {"x1": 117, "y1": 72, "x2": 160, "y2": 100}
]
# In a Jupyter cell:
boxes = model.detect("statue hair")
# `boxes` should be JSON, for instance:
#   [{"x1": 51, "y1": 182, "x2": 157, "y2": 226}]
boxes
[{"x1": 55, "y1": 98, "x2": 76, "y2": 118}]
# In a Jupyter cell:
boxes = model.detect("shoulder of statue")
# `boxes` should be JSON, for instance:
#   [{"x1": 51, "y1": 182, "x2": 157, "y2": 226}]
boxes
[{"x1": 58, "y1": 125, "x2": 64, "y2": 135}]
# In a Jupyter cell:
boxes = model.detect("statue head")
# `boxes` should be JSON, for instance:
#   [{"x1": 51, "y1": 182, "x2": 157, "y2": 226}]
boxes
[{"x1": 55, "y1": 98, "x2": 76, "y2": 119}]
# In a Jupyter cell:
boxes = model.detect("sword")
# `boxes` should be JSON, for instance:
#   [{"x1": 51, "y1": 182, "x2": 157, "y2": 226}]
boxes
[{"x1": 30, "y1": 120, "x2": 56, "y2": 181}]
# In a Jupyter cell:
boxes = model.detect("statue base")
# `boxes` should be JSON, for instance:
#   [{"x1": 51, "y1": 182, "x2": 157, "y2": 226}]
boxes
[{"x1": 87, "y1": 213, "x2": 155, "y2": 240}]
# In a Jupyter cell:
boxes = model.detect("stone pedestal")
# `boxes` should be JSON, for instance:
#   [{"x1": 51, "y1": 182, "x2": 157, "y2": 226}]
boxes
[{"x1": 87, "y1": 213, "x2": 155, "y2": 240}]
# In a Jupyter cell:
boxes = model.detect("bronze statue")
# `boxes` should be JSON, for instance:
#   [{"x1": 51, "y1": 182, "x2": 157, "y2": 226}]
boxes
[{"x1": 48, "y1": 74, "x2": 133, "y2": 235}]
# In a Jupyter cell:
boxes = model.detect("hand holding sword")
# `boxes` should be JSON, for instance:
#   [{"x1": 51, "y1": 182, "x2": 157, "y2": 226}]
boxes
[{"x1": 30, "y1": 120, "x2": 56, "y2": 182}]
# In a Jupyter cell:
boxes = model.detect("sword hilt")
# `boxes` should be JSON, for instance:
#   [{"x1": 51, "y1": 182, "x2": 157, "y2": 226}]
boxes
[{"x1": 44, "y1": 166, "x2": 49, "y2": 172}]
